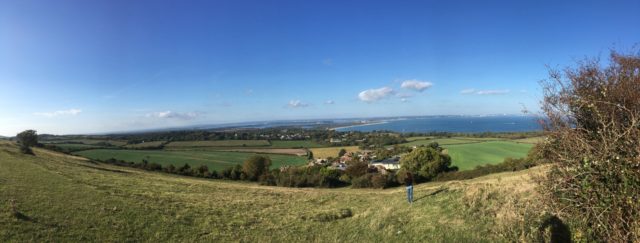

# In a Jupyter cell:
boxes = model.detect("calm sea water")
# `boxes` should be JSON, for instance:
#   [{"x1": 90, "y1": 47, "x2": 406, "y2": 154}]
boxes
[{"x1": 335, "y1": 116, "x2": 542, "y2": 133}]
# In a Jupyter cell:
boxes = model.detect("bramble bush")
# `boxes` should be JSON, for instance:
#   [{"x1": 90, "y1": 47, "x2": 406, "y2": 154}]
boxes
[{"x1": 539, "y1": 51, "x2": 640, "y2": 242}]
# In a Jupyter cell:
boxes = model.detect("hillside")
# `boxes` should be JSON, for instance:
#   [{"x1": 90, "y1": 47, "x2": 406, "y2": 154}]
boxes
[{"x1": 0, "y1": 141, "x2": 547, "y2": 242}]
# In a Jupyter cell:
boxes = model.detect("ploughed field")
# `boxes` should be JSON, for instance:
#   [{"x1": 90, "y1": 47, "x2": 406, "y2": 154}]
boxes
[{"x1": 0, "y1": 141, "x2": 546, "y2": 242}]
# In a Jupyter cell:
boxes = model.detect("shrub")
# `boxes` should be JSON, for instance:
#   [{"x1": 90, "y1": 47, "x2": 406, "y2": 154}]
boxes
[
  {"x1": 344, "y1": 161, "x2": 368, "y2": 178},
  {"x1": 242, "y1": 155, "x2": 272, "y2": 181},
  {"x1": 16, "y1": 130, "x2": 37, "y2": 155},
  {"x1": 539, "y1": 51, "x2": 640, "y2": 242},
  {"x1": 351, "y1": 174, "x2": 373, "y2": 188},
  {"x1": 370, "y1": 173, "x2": 389, "y2": 189}
]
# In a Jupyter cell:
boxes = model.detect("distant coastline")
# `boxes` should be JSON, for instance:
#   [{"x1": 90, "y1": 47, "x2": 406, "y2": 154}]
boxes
[{"x1": 330, "y1": 121, "x2": 389, "y2": 130}]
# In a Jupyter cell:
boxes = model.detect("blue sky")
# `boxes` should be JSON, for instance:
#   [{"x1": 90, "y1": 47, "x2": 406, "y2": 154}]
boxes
[{"x1": 1, "y1": 0, "x2": 639, "y2": 135}]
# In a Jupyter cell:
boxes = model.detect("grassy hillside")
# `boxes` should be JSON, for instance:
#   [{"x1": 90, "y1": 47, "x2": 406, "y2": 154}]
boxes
[{"x1": 0, "y1": 141, "x2": 549, "y2": 242}]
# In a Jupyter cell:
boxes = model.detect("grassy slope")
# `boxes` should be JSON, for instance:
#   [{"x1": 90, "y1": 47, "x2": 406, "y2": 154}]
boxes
[
  {"x1": 0, "y1": 141, "x2": 545, "y2": 242},
  {"x1": 72, "y1": 149, "x2": 307, "y2": 171},
  {"x1": 446, "y1": 141, "x2": 533, "y2": 170}
]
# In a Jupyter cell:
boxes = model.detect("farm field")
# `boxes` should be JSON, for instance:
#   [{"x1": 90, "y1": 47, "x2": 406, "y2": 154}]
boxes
[
  {"x1": 268, "y1": 140, "x2": 326, "y2": 148},
  {"x1": 446, "y1": 141, "x2": 533, "y2": 170},
  {"x1": 165, "y1": 140, "x2": 270, "y2": 148},
  {"x1": 0, "y1": 141, "x2": 547, "y2": 242},
  {"x1": 218, "y1": 148, "x2": 308, "y2": 156},
  {"x1": 49, "y1": 143, "x2": 106, "y2": 153},
  {"x1": 123, "y1": 141, "x2": 167, "y2": 149},
  {"x1": 73, "y1": 149, "x2": 306, "y2": 171},
  {"x1": 512, "y1": 136, "x2": 545, "y2": 144},
  {"x1": 311, "y1": 146, "x2": 361, "y2": 159},
  {"x1": 42, "y1": 139, "x2": 128, "y2": 147}
]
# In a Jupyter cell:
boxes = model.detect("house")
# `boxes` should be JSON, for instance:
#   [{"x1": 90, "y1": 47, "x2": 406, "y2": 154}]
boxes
[
  {"x1": 371, "y1": 157, "x2": 401, "y2": 170},
  {"x1": 331, "y1": 162, "x2": 347, "y2": 170},
  {"x1": 329, "y1": 138, "x2": 342, "y2": 143}
]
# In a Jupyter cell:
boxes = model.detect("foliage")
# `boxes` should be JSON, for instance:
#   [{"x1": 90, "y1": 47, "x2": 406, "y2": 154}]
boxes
[
  {"x1": 338, "y1": 148, "x2": 347, "y2": 157},
  {"x1": 399, "y1": 145, "x2": 454, "y2": 182},
  {"x1": 539, "y1": 51, "x2": 640, "y2": 242},
  {"x1": 16, "y1": 130, "x2": 38, "y2": 154},
  {"x1": 242, "y1": 155, "x2": 272, "y2": 181}
]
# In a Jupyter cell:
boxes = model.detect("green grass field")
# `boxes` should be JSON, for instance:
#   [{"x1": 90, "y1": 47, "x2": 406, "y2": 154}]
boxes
[
  {"x1": 446, "y1": 141, "x2": 533, "y2": 170},
  {"x1": 165, "y1": 140, "x2": 271, "y2": 148},
  {"x1": 123, "y1": 141, "x2": 167, "y2": 149},
  {"x1": 50, "y1": 143, "x2": 106, "y2": 153},
  {"x1": 268, "y1": 140, "x2": 326, "y2": 148},
  {"x1": 42, "y1": 139, "x2": 128, "y2": 147},
  {"x1": 73, "y1": 149, "x2": 307, "y2": 171},
  {"x1": 0, "y1": 141, "x2": 548, "y2": 242}
]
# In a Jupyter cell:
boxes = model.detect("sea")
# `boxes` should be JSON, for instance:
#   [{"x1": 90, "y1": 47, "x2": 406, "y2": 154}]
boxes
[{"x1": 334, "y1": 115, "x2": 542, "y2": 133}]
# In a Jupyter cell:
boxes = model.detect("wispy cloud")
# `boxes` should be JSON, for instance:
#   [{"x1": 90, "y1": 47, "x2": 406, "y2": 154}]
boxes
[
  {"x1": 400, "y1": 80, "x2": 433, "y2": 92},
  {"x1": 34, "y1": 109, "x2": 82, "y2": 117},
  {"x1": 322, "y1": 58, "x2": 333, "y2": 66},
  {"x1": 287, "y1": 100, "x2": 309, "y2": 108},
  {"x1": 324, "y1": 100, "x2": 335, "y2": 105},
  {"x1": 461, "y1": 88, "x2": 510, "y2": 95},
  {"x1": 358, "y1": 87, "x2": 394, "y2": 103},
  {"x1": 146, "y1": 111, "x2": 198, "y2": 120}
]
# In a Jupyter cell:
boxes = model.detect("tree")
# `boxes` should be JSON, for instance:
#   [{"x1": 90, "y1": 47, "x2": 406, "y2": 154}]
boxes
[
  {"x1": 242, "y1": 155, "x2": 272, "y2": 181},
  {"x1": 307, "y1": 150, "x2": 314, "y2": 160},
  {"x1": 399, "y1": 146, "x2": 452, "y2": 182},
  {"x1": 16, "y1": 130, "x2": 38, "y2": 154},
  {"x1": 338, "y1": 148, "x2": 347, "y2": 157},
  {"x1": 539, "y1": 51, "x2": 640, "y2": 242}
]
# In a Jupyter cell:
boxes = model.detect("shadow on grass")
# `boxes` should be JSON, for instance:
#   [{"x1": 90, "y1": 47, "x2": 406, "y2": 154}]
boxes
[
  {"x1": 13, "y1": 211, "x2": 35, "y2": 222},
  {"x1": 412, "y1": 187, "x2": 448, "y2": 203}
]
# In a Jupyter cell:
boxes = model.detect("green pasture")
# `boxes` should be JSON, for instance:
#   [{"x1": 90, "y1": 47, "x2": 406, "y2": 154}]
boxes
[{"x1": 73, "y1": 149, "x2": 306, "y2": 171}]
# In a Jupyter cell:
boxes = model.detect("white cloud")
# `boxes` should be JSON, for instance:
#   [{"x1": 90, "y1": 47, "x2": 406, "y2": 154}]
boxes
[
  {"x1": 322, "y1": 58, "x2": 333, "y2": 66},
  {"x1": 400, "y1": 98, "x2": 409, "y2": 103},
  {"x1": 287, "y1": 100, "x2": 309, "y2": 108},
  {"x1": 34, "y1": 109, "x2": 82, "y2": 117},
  {"x1": 146, "y1": 111, "x2": 198, "y2": 120},
  {"x1": 400, "y1": 80, "x2": 433, "y2": 92},
  {"x1": 460, "y1": 88, "x2": 510, "y2": 95},
  {"x1": 324, "y1": 100, "x2": 335, "y2": 105},
  {"x1": 358, "y1": 87, "x2": 394, "y2": 103}
]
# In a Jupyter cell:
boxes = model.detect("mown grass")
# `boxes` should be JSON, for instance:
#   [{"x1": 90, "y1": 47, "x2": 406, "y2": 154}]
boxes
[
  {"x1": 0, "y1": 141, "x2": 547, "y2": 242},
  {"x1": 72, "y1": 149, "x2": 307, "y2": 171},
  {"x1": 165, "y1": 140, "x2": 270, "y2": 148},
  {"x1": 446, "y1": 141, "x2": 533, "y2": 170}
]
